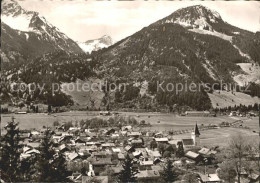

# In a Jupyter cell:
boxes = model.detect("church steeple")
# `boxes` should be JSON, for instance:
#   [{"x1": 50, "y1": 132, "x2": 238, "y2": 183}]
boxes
[
  {"x1": 191, "y1": 123, "x2": 201, "y2": 146},
  {"x1": 194, "y1": 123, "x2": 200, "y2": 136}
]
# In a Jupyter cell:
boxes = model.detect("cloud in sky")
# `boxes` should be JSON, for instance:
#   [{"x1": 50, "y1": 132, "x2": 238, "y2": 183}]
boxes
[{"x1": 19, "y1": 0, "x2": 260, "y2": 42}]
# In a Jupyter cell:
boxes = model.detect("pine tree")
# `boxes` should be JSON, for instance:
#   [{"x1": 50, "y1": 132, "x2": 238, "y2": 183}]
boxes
[
  {"x1": 118, "y1": 153, "x2": 138, "y2": 183},
  {"x1": 176, "y1": 141, "x2": 184, "y2": 158},
  {"x1": 34, "y1": 129, "x2": 56, "y2": 182},
  {"x1": 52, "y1": 152, "x2": 70, "y2": 182},
  {"x1": 48, "y1": 105, "x2": 52, "y2": 113},
  {"x1": 150, "y1": 139, "x2": 157, "y2": 150},
  {"x1": 20, "y1": 155, "x2": 37, "y2": 182},
  {"x1": 182, "y1": 173, "x2": 198, "y2": 183},
  {"x1": 34, "y1": 130, "x2": 70, "y2": 182},
  {"x1": 160, "y1": 159, "x2": 176, "y2": 183},
  {"x1": 0, "y1": 117, "x2": 22, "y2": 182}
]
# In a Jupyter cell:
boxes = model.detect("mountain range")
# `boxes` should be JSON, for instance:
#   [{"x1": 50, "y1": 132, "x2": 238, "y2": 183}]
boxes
[{"x1": 1, "y1": 1, "x2": 260, "y2": 110}]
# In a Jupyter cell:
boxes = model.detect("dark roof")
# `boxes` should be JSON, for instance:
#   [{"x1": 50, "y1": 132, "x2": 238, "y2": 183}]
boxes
[
  {"x1": 90, "y1": 158, "x2": 113, "y2": 166},
  {"x1": 93, "y1": 166, "x2": 105, "y2": 174},
  {"x1": 195, "y1": 123, "x2": 200, "y2": 135},
  {"x1": 75, "y1": 137, "x2": 86, "y2": 143},
  {"x1": 92, "y1": 151, "x2": 108, "y2": 157},
  {"x1": 182, "y1": 139, "x2": 194, "y2": 146}
]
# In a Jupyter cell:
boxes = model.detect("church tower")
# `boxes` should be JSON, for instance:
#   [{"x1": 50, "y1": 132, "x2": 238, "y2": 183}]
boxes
[{"x1": 191, "y1": 123, "x2": 200, "y2": 146}]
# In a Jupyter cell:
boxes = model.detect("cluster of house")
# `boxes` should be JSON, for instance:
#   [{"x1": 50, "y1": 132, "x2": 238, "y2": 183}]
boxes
[
  {"x1": 18, "y1": 123, "x2": 259, "y2": 183},
  {"x1": 184, "y1": 110, "x2": 257, "y2": 118},
  {"x1": 229, "y1": 111, "x2": 257, "y2": 117}
]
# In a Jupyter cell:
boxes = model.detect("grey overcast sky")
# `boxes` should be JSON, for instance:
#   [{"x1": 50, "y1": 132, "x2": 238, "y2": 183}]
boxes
[{"x1": 19, "y1": 0, "x2": 260, "y2": 42}]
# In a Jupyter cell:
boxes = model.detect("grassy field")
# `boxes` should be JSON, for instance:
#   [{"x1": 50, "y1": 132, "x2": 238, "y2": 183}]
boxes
[
  {"x1": 170, "y1": 127, "x2": 258, "y2": 147},
  {"x1": 2, "y1": 111, "x2": 255, "y2": 130},
  {"x1": 1, "y1": 111, "x2": 258, "y2": 147},
  {"x1": 208, "y1": 90, "x2": 260, "y2": 108},
  {"x1": 61, "y1": 78, "x2": 104, "y2": 108}
]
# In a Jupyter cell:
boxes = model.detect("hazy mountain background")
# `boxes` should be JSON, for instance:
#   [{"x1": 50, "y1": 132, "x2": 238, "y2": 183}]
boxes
[{"x1": 77, "y1": 35, "x2": 113, "y2": 54}]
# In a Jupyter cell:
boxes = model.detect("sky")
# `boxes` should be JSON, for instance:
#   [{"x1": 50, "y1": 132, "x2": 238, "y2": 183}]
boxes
[{"x1": 19, "y1": 0, "x2": 260, "y2": 43}]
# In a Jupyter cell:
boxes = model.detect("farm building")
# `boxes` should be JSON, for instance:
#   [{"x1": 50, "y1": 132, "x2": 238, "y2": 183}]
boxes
[
  {"x1": 99, "y1": 111, "x2": 111, "y2": 116},
  {"x1": 199, "y1": 173, "x2": 221, "y2": 183},
  {"x1": 185, "y1": 111, "x2": 210, "y2": 117},
  {"x1": 185, "y1": 151, "x2": 202, "y2": 163},
  {"x1": 154, "y1": 137, "x2": 168, "y2": 143},
  {"x1": 229, "y1": 111, "x2": 238, "y2": 116},
  {"x1": 15, "y1": 111, "x2": 27, "y2": 114}
]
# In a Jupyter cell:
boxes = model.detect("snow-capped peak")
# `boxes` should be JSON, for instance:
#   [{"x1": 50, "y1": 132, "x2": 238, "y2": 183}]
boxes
[
  {"x1": 1, "y1": 0, "x2": 83, "y2": 54},
  {"x1": 1, "y1": 0, "x2": 37, "y2": 32},
  {"x1": 78, "y1": 35, "x2": 113, "y2": 54},
  {"x1": 2, "y1": 0, "x2": 69, "y2": 39}
]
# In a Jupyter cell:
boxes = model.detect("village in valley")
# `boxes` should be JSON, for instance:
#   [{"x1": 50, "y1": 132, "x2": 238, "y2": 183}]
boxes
[
  {"x1": 0, "y1": 108, "x2": 259, "y2": 183},
  {"x1": 1, "y1": 0, "x2": 260, "y2": 183}
]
